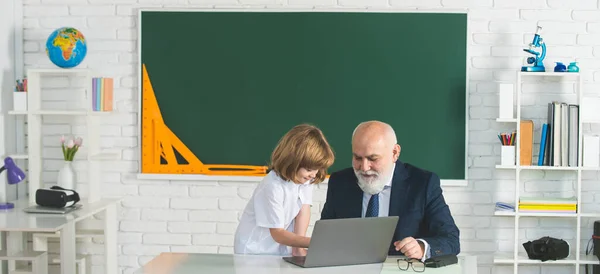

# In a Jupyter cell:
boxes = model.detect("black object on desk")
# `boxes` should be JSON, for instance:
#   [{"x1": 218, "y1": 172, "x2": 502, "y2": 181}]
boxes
[
  {"x1": 35, "y1": 186, "x2": 80, "y2": 208},
  {"x1": 424, "y1": 254, "x2": 458, "y2": 268}
]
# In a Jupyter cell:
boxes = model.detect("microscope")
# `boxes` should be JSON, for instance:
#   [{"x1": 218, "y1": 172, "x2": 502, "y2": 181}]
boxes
[{"x1": 521, "y1": 25, "x2": 546, "y2": 72}]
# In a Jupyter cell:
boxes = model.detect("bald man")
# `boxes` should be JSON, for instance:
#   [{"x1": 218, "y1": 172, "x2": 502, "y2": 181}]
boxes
[{"x1": 320, "y1": 121, "x2": 460, "y2": 260}]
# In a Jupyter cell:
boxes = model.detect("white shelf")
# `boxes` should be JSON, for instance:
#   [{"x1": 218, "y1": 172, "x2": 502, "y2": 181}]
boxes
[
  {"x1": 34, "y1": 229, "x2": 104, "y2": 239},
  {"x1": 495, "y1": 211, "x2": 600, "y2": 218},
  {"x1": 516, "y1": 212, "x2": 576, "y2": 218},
  {"x1": 27, "y1": 68, "x2": 91, "y2": 76},
  {"x1": 495, "y1": 165, "x2": 580, "y2": 171},
  {"x1": 9, "y1": 154, "x2": 28, "y2": 160},
  {"x1": 0, "y1": 250, "x2": 46, "y2": 261},
  {"x1": 493, "y1": 70, "x2": 593, "y2": 274},
  {"x1": 494, "y1": 253, "x2": 599, "y2": 265},
  {"x1": 496, "y1": 118, "x2": 517, "y2": 123},
  {"x1": 579, "y1": 254, "x2": 600, "y2": 265},
  {"x1": 9, "y1": 267, "x2": 34, "y2": 274},
  {"x1": 494, "y1": 253, "x2": 578, "y2": 265},
  {"x1": 494, "y1": 211, "x2": 576, "y2": 217},
  {"x1": 519, "y1": 71, "x2": 580, "y2": 77},
  {"x1": 19, "y1": 68, "x2": 112, "y2": 205},
  {"x1": 494, "y1": 211, "x2": 515, "y2": 216},
  {"x1": 582, "y1": 120, "x2": 600, "y2": 124},
  {"x1": 8, "y1": 109, "x2": 111, "y2": 116},
  {"x1": 50, "y1": 254, "x2": 87, "y2": 264}
]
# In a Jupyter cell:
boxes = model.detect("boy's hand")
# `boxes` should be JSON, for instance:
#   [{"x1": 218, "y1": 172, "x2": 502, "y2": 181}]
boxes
[{"x1": 292, "y1": 247, "x2": 307, "y2": 257}]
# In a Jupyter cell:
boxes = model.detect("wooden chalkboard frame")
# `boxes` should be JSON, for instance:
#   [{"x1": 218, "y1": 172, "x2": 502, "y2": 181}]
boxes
[{"x1": 137, "y1": 8, "x2": 470, "y2": 187}]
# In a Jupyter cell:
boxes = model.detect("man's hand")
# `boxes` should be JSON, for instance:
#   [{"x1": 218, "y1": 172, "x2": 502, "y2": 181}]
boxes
[
  {"x1": 394, "y1": 237, "x2": 424, "y2": 259},
  {"x1": 292, "y1": 247, "x2": 307, "y2": 257}
]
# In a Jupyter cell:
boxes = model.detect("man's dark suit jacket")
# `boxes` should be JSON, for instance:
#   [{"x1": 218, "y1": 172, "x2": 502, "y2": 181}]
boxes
[{"x1": 320, "y1": 161, "x2": 460, "y2": 257}]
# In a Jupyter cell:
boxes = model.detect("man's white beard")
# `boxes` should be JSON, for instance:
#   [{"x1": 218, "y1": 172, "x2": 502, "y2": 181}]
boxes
[{"x1": 354, "y1": 168, "x2": 393, "y2": 195}]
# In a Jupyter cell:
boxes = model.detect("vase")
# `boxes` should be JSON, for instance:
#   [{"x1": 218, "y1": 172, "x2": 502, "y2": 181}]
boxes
[{"x1": 57, "y1": 161, "x2": 76, "y2": 190}]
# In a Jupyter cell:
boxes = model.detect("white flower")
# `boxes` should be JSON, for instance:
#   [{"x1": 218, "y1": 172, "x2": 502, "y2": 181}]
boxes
[{"x1": 74, "y1": 137, "x2": 83, "y2": 147}]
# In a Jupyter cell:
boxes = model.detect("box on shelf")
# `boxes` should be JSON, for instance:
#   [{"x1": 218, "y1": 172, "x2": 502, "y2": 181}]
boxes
[
  {"x1": 581, "y1": 97, "x2": 600, "y2": 122},
  {"x1": 583, "y1": 135, "x2": 600, "y2": 167},
  {"x1": 520, "y1": 120, "x2": 534, "y2": 166},
  {"x1": 499, "y1": 83, "x2": 514, "y2": 119},
  {"x1": 13, "y1": 92, "x2": 27, "y2": 111}
]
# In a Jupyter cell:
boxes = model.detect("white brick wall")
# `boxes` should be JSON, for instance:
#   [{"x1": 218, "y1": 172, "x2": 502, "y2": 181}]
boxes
[{"x1": 17, "y1": 1, "x2": 600, "y2": 274}]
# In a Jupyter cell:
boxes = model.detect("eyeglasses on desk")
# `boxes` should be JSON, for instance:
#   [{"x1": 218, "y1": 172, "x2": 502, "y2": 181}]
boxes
[{"x1": 397, "y1": 258, "x2": 425, "y2": 272}]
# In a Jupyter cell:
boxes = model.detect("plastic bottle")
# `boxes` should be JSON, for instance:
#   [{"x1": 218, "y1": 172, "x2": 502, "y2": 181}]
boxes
[
  {"x1": 554, "y1": 62, "x2": 567, "y2": 72},
  {"x1": 568, "y1": 62, "x2": 579, "y2": 72}
]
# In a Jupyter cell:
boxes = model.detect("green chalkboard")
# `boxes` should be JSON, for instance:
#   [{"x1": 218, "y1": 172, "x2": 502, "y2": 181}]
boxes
[{"x1": 140, "y1": 11, "x2": 467, "y2": 179}]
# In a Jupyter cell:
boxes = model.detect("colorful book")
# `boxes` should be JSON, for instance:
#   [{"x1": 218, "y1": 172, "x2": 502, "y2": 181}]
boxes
[
  {"x1": 538, "y1": 124, "x2": 547, "y2": 166},
  {"x1": 92, "y1": 78, "x2": 97, "y2": 111},
  {"x1": 519, "y1": 196, "x2": 577, "y2": 204},
  {"x1": 91, "y1": 77, "x2": 114, "y2": 111},
  {"x1": 103, "y1": 78, "x2": 113, "y2": 111}
]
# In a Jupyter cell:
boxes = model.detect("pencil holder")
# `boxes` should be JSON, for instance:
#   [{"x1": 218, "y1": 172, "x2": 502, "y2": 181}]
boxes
[
  {"x1": 501, "y1": 145, "x2": 516, "y2": 166},
  {"x1": 13, "y1": 92, "x2": 27, "y2": 111},
  {"x1": 498, "y1": 83, "x2": 514, "y2": 119}
]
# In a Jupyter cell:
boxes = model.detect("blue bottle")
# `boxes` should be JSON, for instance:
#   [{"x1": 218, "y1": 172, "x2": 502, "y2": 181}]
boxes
[
  {"x1": 554, "y1": 62, "x2": 567, "y2": 72},
  {"x1": 568, "y1": 62, "x2": 579, "y2": 72}
]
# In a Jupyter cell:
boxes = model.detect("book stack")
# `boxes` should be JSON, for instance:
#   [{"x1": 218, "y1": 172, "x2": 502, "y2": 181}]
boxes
[
  {"x1": 518, "y1": 197, "x2": 577, "y2": 214},
  {"x1": 92, "y1": 77, "x2": 114, "y2": 111},
  {"x1": 537, "y1": 101, "x2": 579, "y2": 167}
]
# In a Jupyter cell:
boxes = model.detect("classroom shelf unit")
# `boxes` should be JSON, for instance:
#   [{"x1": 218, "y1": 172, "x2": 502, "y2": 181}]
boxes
[
  {"x1": 494, "y1": 71, "x2": 600, "y2": 274},
  {"x1": 7, "y1": 68, "x2": 119, "y2": 205}
]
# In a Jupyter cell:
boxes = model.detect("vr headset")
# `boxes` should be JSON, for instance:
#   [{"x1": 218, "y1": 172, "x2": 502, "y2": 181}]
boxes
[
  {"x1": 35, "y1": 186, "x2": 80, "y2": 208},
  {"x1": 523, "y1": 236, "x2": 569, "y2": 262}
]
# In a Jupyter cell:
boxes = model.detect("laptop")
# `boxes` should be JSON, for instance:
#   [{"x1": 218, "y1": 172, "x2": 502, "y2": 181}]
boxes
[
  {"x1": 23, "y1": 204, "x2": 82, "y2": 214},
  {"x1": 283, "y1": 216, "x2": 399, "y2": 268}
]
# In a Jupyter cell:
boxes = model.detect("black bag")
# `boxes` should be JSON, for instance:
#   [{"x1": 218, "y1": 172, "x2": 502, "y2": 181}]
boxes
[{"x1": 523, "y1": 236, "x2": 569, "y2": 262}]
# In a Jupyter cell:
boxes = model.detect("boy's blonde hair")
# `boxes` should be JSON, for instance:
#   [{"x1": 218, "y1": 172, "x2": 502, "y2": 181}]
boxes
[{"x1": 270, "y1": 124, "x2": 335, "y2": 184}]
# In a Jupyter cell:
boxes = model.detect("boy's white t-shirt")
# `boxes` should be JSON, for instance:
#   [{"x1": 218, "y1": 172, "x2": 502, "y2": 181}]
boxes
[{"x1": 234, "y1": 170, "x2": 313, "y2": 255}]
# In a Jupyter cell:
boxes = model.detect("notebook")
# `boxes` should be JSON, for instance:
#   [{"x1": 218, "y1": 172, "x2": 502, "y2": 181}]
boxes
[{"x1": 23, "y1": 204, "x2": 82, "y2": 214}]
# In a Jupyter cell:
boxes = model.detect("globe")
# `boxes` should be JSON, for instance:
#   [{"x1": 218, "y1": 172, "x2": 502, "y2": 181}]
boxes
[{"x1": 45, "y1": 27, "x2": 87, "y2": 68}]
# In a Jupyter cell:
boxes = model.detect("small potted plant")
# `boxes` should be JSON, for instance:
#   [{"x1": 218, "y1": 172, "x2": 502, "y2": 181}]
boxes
[{"x1": 57, "y1": 136, "x2": 83, "y2": 190}]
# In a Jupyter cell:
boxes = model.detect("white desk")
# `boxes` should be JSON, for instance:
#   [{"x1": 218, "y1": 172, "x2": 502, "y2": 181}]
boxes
[
  {"x1": 0, "y1": 198, "x2": 120, "y2": 274},
  {"x1": 137, "y1": 253, "x2": 477, "y2": 274}
]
